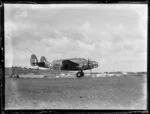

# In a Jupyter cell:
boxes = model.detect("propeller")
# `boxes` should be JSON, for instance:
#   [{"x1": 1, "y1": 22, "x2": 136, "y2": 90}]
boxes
[
  {"x1": 87, "y1": 58, "x2": 92, "y2": 76},
  {"x1": 87, "y1": 58, "x2": 90, "y2": 67},
  {"x1": 88, "y1": 58, "x2": 94, "y2": 68}
]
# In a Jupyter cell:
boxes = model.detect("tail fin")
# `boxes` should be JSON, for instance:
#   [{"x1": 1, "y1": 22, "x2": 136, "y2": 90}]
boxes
[
  {"x1": 30, "y1": 54, "x2": 52, "y2": 68},
  {"x1": 40, "y1": 56, "x2": 47, "y2": 63},
  {"x1": 40, "y1": 56, "x2": 52, "y2": 68},
  {"x1": 30, "y1": 54, "x2": 38, "y2": 66}
]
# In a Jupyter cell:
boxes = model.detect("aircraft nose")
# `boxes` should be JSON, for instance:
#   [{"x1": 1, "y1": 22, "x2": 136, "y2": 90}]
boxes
[{"x1": 92, "y1": 61, "x2": 99, "y2": 68}]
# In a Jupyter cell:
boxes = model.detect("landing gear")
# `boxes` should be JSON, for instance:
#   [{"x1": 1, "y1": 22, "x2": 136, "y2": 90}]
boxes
[{"x1": 76, "y1": 70, "x2": 84, "y2": 78}]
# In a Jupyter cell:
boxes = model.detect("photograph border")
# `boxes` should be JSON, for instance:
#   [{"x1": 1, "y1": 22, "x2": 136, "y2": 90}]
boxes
[{"x1": 1, "y1": 0, "x2": 148, "y2": 114}]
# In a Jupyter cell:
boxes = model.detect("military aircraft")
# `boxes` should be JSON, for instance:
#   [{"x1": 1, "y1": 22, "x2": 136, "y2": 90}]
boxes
[{"x1": 30, "y1": 54, "x2": 99, "y2": 78}]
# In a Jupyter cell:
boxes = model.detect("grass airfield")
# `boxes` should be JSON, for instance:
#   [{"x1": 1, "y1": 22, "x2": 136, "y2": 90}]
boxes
[{"x1": 5, "y1": 73, "x2": 147, "y2": 109}]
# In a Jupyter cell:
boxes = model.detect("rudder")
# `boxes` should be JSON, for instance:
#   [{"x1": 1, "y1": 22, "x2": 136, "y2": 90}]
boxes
[{"x1": 30, "y1": 54, "x2": 38, "y2": 66}]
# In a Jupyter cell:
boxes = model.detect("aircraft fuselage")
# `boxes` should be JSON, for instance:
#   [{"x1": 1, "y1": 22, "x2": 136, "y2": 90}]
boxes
[{"x1": 30, "y1": 54, "x2": 99, "y2": 78}]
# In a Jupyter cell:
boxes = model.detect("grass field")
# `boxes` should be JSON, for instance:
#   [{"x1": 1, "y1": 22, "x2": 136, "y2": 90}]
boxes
[{"x1": 5, "y1": 74, "x2": 147, "y2": 109}]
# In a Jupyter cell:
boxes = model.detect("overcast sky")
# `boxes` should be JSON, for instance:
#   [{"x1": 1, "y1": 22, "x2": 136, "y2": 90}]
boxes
[{"x1": 5, "y1": 4, "x2": 147, "y2": 72}]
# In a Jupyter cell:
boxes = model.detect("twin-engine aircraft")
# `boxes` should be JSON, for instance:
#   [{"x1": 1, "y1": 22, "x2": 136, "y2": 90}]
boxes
[{"x1": 30, "y1": 54, "x2": 99, "y2": 78}]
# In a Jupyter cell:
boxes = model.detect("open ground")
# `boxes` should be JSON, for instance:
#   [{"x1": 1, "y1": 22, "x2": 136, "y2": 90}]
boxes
[{"x1": 5, "y1": 74, "x2": 146, "y2": 109}]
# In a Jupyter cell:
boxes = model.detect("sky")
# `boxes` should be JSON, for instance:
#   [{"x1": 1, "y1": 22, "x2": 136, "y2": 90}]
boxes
[{"x1": 5, "y1": 4, "x2": 147, "y2": 72}]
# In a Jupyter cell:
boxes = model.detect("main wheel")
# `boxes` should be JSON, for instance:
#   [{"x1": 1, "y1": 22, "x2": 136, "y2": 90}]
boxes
[
  {"x1": 76, "y1": 72, "x2": 81, "y2": 78},
  {"x1": 81, "y1": 72, "x2": 84, "y2": 76},
  {"x1": 76, "y1": 72, "x2": 84, "y2": 78}
]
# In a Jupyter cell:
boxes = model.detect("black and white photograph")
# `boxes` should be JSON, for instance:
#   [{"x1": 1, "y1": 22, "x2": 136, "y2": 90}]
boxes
[{"x1": 5, "y1": 4, "x2": 147, "y2": 109}]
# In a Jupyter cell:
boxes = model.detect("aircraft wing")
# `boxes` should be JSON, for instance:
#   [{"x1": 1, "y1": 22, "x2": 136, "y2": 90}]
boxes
[
  {"x1": 63, "y1": 60, "x2": 79, "y2": 66},
  {"x1": 61, "y1": 60, "x2": 79, "y2": 70}
]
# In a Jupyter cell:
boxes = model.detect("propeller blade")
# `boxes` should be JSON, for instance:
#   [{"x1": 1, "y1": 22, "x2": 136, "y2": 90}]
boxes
[{"x1": 88, "y1": 58, "x2": 90, "y2": 66}]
